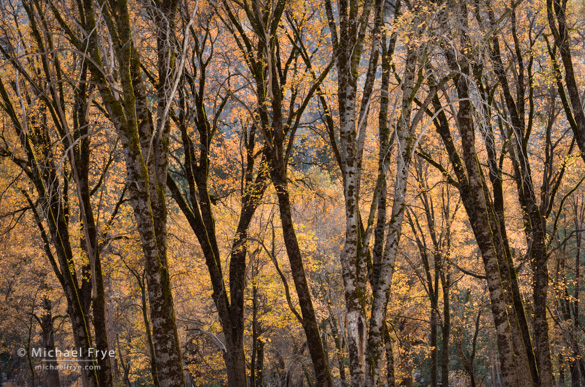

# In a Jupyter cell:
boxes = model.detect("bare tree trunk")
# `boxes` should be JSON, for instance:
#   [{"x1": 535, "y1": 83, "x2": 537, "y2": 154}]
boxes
[
  {"x1": 440, "y1": 274, "x2": 450, "y2": 387},
  {"x1": 271, "y1": 162, "x2": 333, "y2": 386},
  {"x1": 366, "y1": 45, "x2": 421, "y2": 386},
  {"x1": 40, "y1": 298, "x2": 60, "y2": 387},
  {"x1": 384, "y1": 324, "x2": 395, "y2": 387}
]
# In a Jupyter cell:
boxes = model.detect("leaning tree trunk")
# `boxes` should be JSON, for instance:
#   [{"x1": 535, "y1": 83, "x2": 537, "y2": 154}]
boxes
[
  {"x1": 269, "y1": 154, "x2": 334, "y2": 386},
  {"x1": 429, "y1": 4, "x2": 534, "y2": 383}
]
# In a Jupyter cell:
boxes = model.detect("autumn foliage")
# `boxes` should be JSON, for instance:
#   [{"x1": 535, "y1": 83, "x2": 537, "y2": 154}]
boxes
[{"x1": 0, "y1": 0, "x2": 584, "y2": 386}]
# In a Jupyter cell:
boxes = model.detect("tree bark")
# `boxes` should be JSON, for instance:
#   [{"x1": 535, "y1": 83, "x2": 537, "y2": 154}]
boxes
[
  {"x1": 40, "y1": 298, "x2": 61, "y2": 387},
  {"x1": 384, "y1": 324, "x2": 395, "y2": 387},
  {"x1": 426, "y1": 4, "x2": 536, "y2": 384}
]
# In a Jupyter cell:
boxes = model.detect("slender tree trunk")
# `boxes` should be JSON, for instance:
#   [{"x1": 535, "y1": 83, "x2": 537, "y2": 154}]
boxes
[
  {"x1": 435, "y1": 38, "x2": 523, "y2": 382},
  {"x1": 70, "y1": 67, "x2": 114, "y2": 387},
  {"x1": 337, "y1": 76, "x2": 368, "y2": 385},
  {"x1": 430, "y1": 302, "x2": 438, "y2": 387},
  {"x1": 572, "y1": 216, "x2": 583, "y2": 387},
  {"x1": 270, "y1": 164, "x2": 333, "y2": 386},
  {"x1": 45, "y1": 202, "x2": 99, "y2": 387},
  {"x1": 138, "y1": 274, "x2": 159, "y2": 386},
  {"x1": 384, "y1": 324, "x2": 395, "y2": 387},
  {"x1": 456, "y1": 102, "x2": 524, "y2": 387},
  {"x1": 365, "y1": 46, "x2": 418, "y2": 386},
  {"x1": 329, "y1": 313, "x2": 346, "y2": 384},
  {"x1": 432, "y1": 4, "x2": 533, "y2": 382},
  {"x1": 571, "y1": 363, "x2": 580, "y2": 387},
  {"x1": 440, "y1": 277, "x2": 450, "y2": 387},
  {"x1": 484, "y1": 6, "x2": 552, "y2": 381},
  {"x1": 77, "y1": 162, "x2": 114, "y2": 387},
  {"x1": 255, "y1": 340, "x2": 265, "y2": 387},
  {"x1": 322, "y1": 0, "x2": 384, "y2": 382},
  {"x1": 559, "y1": 353, "x2": 566, "y2": 387},
  {"x1": 251, "y1": 278, "x2": 261, "y2": 387},
  {"x1": 40, "y1": 298, "x2": 60, "y2": 387},
  {"x1": 547, "y1": 0, "x2": 585, "y2": 164}
]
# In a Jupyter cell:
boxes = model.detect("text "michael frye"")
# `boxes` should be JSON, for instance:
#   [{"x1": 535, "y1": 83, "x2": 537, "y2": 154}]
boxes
[{"x1": 30, "y1": 348, "x2": 115, "y2": 360}]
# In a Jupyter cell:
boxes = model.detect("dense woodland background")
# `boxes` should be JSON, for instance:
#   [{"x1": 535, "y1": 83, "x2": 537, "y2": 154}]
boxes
[{"x1": 0, "y1": 0, "x2": 584, "y2": 386}]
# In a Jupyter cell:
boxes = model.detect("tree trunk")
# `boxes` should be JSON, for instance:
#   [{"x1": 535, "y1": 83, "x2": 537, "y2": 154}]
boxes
[
  {"x1": 43, "y1": 197, "x2": 99, "y2": 387},
  {"x1": 254, "y1": 340, "x2": 265, "y2": 387},
  {"x1": 271, "y1": 164, "x2": 333, "y2": 387},
  {"x1": 430, "y1": 304, "x2": 438, "y2": 387},
  {"x1": 547, "y1": 0, "x2": 585, "y2": 164},
  {"x1": 70, "y1": 65, "x2": 114, "y2": 387},
  {"x1": 251, "y1": 278, "x2": 261, "y2": 387},
  {"x1": 455, "y1": 97, "x2": 525, "y2": 387},
  {"x1": 365, "y1": 46, "x2": 418, "y2": 386},
  {"x1": 484, "y1": 6, "x2": 553, "y2": 382},
  {"x1": 40, "y1": 298, "x2": 60, "y2": 387},
  {"x1": 384, "y1": 324, "x2": 395, "y2": 387},
  {"x1": 440, "y1": 277, "x2": 450, "y2": 387},
  {"x1": 329, "y1": 312, "x2": 347, "y2": 384},
  {"x1": 337, "y1": 75, "x2": 368, "y2": 386},
  {"x1": 432, "y1": 4, "x2": 534, "y2": 382},
  {"x1": 322, "y1": 0, "x2": 385, "y2": 382},
  {"x1": 138, "y1": 273, "x2": 159, "y2": 386},
  {"x1": 78, "y1": 0, "x2": 187, "y2": 384}
]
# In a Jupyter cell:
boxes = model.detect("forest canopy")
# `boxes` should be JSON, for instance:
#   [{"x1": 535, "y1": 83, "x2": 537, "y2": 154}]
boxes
[{"x1": 0, "y1": 0, "x2": 584, "y2": 386}]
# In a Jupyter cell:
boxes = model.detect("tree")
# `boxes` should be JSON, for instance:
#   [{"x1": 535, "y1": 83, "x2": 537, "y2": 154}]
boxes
[
  {"x1": 165, "y1": 3, "x2": 270, "y2": 385},
  {"x1": 45, "y1": 0, "x2": 187, "y2": 384},
  {"x1": 546, "y1": 0, "x2": 585, "y2": 164},
  {"x1": 0, "y1": 0, "x2": 584, "y2": 385},
  {"x1": 220, "y1": 0, "x2": 334, "y2": 383},
  {"x1": 0, "y1": 1, "x2": 124, "y2": 383},
  {"x1": 407, "y1": 158, "x2": 459, "y2": 387}
]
